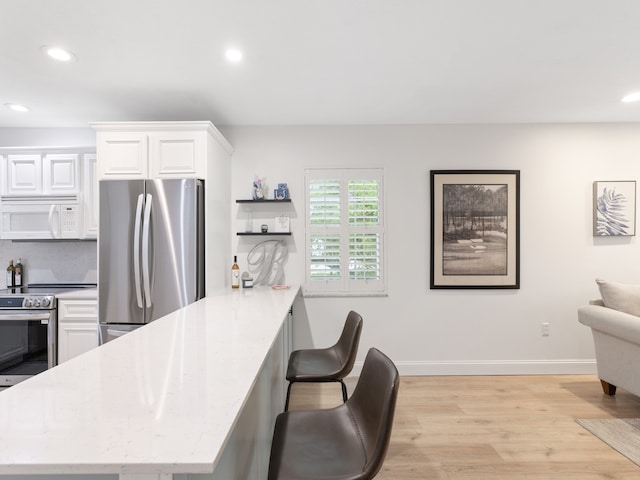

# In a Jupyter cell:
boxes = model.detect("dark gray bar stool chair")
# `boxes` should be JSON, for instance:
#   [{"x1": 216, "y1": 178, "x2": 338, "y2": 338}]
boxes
[
  {"x1": 268, "y1": 347, "x2": 400, "y2": 480},
  {"x1": 284, "y1": 310, "x2": 363, "y2": 411}
]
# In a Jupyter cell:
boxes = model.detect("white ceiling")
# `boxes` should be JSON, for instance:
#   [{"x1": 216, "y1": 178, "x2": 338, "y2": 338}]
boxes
[{"x1": 2, "y1": 0, "x2": 640, "y2": 128}]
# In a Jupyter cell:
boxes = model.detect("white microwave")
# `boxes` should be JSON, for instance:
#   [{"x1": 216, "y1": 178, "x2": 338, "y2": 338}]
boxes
[{"x1": 0, "y1": 196, "x2": 82, "y2": 240}]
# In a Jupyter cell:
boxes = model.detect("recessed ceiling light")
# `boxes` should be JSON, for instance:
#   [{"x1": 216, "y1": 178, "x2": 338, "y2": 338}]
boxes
[
  {"x1": 621, "y1": 92, "x2": 640, "y2": 103},
  {"x1": 4, "y1": 103, "x2": 30, "y2": 113},
  {"x1": 225, "y1": 48, "x2": 243, "y2": 63},
  {"x1": 41, "y1": 45, "x2": 77, "y2": 62}
]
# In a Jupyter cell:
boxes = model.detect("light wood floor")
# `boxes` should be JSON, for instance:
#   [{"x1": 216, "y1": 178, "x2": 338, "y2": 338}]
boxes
[{"x1": 287, "y1": 374, "x2": 640, "y2": 479}]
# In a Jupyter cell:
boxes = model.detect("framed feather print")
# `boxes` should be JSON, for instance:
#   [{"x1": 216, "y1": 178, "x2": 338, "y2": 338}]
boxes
[{"x1": 593, "y1": 181, "x2": 636, "y2": 236}]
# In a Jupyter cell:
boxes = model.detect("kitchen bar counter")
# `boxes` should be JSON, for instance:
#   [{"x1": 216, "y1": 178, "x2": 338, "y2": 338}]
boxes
[{"x1": 0, "y1": 285, "x2": 300, "y2": 480}]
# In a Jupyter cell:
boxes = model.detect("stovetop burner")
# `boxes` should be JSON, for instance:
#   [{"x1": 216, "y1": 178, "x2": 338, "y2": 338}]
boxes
[{"x1": 0, "y1": 283, "x2": 96, "y2": 297}]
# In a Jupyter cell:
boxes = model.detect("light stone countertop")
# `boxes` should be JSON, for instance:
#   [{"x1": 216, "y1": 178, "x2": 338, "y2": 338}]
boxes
[
  {"x1": 0, "y1": 285, "x2": 300, "y2": 475},
  {"x1": 55, "y1": 287, "x2": 98, "y2": 299}
]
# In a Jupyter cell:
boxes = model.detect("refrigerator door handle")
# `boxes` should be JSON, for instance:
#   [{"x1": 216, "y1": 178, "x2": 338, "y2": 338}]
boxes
[
  {"x1": 133, "y1": 194, "x2": 144, "y2": 308},
  {"x1": 142, "y1": 193, "x2": 153, "y2": 308}
]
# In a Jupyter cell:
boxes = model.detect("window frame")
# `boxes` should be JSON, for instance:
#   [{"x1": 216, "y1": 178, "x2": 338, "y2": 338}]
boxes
[{"x1": 304, "y1": 167, "x2": 387, "y2": 297}]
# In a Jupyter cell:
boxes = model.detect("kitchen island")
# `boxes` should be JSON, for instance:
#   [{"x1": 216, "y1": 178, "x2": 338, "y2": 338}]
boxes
[{"x1": 0, "y1": 285, "x2": 301, "y2": 480}]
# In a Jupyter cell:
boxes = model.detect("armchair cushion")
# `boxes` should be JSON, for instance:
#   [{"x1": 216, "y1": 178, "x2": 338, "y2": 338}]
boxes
[{"x1": 596, "y1": 278, "x2": 640, "y2": 317}]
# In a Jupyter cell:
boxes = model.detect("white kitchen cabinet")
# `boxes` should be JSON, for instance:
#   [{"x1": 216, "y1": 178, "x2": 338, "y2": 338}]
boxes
[
  {"x1": 150, "y1": 130, "x2": 206, "y2": 177},
  {"x1": 95, "y1": 131, "x2": 148, "y2": 179},
  {"x1": 4, "y1": 153, "x2": 79, "y2": 196},
  {"x1": 82, "y1": 153, "x2": 98, "y2": 238},
  {"x1": 5, "y1": 154, "x2": 42, "y2": 195},
  {"x1": 43, "y1": 153, "x2": 80, "y2": 194},
  {"x1": 57, "y1": 297, "x2": 99, "y2": 364},
  {"x1": 94, "y1": 123, "x2": 215, "y2": 180}
]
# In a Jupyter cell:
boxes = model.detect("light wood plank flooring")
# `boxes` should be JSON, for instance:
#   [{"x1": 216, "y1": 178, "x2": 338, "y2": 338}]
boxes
[{"x1": 286, "y1": 375, "x2": 640, "y2": 479}]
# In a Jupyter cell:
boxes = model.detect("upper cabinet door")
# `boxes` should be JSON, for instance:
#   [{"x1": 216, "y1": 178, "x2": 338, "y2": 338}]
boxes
[
  {"x1": 96, "y1": 131, "x2": 148, "y2": 179},
  {"x1": 6, "y1": 154, "x2": 42, "y2": 195},
  {"x1": 149, "y1": 131, "x2": 204, "y2": 178},
  {"x1": 4, "y1": 153, "x2": 80, "y2": 196},
  {"x1": 43, "y1": 153, "x2": 80, "y2": 194}
]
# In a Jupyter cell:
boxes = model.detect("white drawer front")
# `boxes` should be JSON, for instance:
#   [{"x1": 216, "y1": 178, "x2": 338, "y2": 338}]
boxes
[{"x1": 58, "y1": 299, "x2": 98, "y2": 321}]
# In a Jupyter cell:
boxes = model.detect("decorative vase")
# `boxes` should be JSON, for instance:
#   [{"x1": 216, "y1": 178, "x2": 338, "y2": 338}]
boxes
[
  {"x1": 252, "y1": 186, "x2": 264, "y2": 200},
  {"x1": 252, "y1": 177, "x2": 266, "y2": 200}
]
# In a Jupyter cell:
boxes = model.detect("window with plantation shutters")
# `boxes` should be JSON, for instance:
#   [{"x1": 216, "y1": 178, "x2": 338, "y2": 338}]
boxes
[{"x1": 305, "y1": 168, "x2": 386, "y2": 296}]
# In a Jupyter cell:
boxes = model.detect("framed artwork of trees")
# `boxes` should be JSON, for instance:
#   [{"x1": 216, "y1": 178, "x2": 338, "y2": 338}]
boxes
[
  {"x1": 430, "y1": 170, "x2": 520, "y2": 289},
  {"x1": 593, "y1": 181, "x2": 636, "y2": 237}
]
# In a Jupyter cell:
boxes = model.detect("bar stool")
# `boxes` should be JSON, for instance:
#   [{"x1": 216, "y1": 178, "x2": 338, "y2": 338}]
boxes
[
  {"x1": 284, "y1": 310, "x2": 363, "y2": 411},
  {"x1": 268, "y1": 347, "x2": 400, "y2": 480}
]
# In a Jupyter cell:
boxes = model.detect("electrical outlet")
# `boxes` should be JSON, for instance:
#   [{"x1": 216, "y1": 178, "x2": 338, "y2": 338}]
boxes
[{"x1": 541, "y1": 322, "x2": 550, "y2": 336}]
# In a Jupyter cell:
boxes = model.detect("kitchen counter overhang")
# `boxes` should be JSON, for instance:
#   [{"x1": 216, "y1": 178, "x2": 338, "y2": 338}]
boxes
[{"x1": 0, "y1": 285, "x2": 300, "y2": 477}]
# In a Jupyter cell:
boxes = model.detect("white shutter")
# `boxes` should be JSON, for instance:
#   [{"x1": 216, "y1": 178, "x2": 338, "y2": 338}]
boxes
[{"x1": 305, "y1": 168, "x2": 386, "y2": 296}]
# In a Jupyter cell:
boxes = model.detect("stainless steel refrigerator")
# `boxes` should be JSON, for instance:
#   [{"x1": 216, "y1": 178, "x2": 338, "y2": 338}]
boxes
[{"x1": 98, "y1": 178, "x2": 205, "y2": 343}]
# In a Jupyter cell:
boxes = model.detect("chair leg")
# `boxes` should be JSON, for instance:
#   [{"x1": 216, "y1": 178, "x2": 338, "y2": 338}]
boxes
[
  {"x1": 340, "y1": 379, "x2": 348, "y2": 402},
  {"x1": 284, "y1": 382, "x2": 293, "y2": 411},
  {"x1": 600, "y1": 379, "x2": 617, "y2": 396}
]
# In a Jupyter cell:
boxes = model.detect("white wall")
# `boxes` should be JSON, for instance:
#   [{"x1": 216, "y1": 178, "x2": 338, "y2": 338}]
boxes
[
  {"x1": 0, "y1": 127, "x2": 95, "y2": 147},
  {"x1": 222, "y1": 123, "x2": 640, "y2": 375}
]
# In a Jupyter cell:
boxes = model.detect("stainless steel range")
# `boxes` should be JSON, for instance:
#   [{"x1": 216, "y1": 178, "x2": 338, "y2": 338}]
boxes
[{"x1": 0, "y1": 283, "x2": 95, "y2": 386}]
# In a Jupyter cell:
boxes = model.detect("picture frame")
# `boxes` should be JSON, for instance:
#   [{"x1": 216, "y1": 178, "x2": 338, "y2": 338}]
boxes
[
  {"x1": 593, "y1": 181, "x2": 636, "y2": 237},
  {"x1": 275, "y1": 215, "x2": 290, "y2": 233},
  {"x1": 430, "y1": 170, "x2": 520, "y2": 289}
]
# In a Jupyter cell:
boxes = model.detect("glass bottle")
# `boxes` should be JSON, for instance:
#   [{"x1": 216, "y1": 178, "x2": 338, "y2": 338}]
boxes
[
  {"x1": 14, "y1": 258, "x2": 23, "y2": 287},
  {"x1": 231, "y1": 255, "x2": 240, "y2": 289},
  {"x1": 6, "y1": 260, "x2": 14, "y2": 288}
]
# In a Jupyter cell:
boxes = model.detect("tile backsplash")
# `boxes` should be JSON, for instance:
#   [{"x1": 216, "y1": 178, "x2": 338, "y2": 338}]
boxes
[{"x1": 1, "y1": 239, "x2": 97, "y2": 288}]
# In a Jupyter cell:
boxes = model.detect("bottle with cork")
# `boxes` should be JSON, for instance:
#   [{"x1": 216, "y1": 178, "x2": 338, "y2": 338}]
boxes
[
  {"x1": 6, "y1": 260, "x2": 15, "y2": 288},
  {"x1": 231, "y1": 255, "x2": 240, "y2": 289},
  {"x1": 14, "y1": 258, "x2": 23, "y2": 287}
]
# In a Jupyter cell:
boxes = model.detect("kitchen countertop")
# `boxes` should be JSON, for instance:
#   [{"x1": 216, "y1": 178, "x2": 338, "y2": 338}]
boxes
[
  {"x1": 56, "y1": 287, "x2": 97, "y2": 299},
  {"x1": 0, "y1": 285, "x2": 300, "y2": 476}
]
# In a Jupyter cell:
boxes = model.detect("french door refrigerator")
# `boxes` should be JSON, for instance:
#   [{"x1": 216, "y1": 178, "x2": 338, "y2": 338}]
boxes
[{"x1": 98, "y1": 178, "x2": 205, "y2": 343}]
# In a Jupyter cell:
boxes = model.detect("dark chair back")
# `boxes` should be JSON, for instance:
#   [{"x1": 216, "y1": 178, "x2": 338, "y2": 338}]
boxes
[
  {"x1": 347, "y1": 347, "x2": 400, "y2": 478},
  {"x1": 332, "y1": 310, "x2": 363, "y2": 378}
]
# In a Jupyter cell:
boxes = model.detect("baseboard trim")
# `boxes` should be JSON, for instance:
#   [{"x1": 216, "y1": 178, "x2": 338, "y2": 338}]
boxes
[{"x1": 351, "y1": 359, "x2": 597, "y2": 376}]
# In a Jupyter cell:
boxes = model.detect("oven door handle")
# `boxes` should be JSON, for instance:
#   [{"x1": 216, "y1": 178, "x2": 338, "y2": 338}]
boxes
[{"x1": 0, "y1": 313, "x2": 51, "y2": 322}]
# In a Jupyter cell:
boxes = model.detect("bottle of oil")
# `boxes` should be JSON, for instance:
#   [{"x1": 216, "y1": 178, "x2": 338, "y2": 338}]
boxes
[
  {"x1": 231, "y1": 255, "x2": 240, "y2": 289},
  {"x1": 6, "y1": 260, "x2": 15, "y2": 288},
  {"x1": 14, "y1": 258, "x2": 23, "y2": 287}
]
